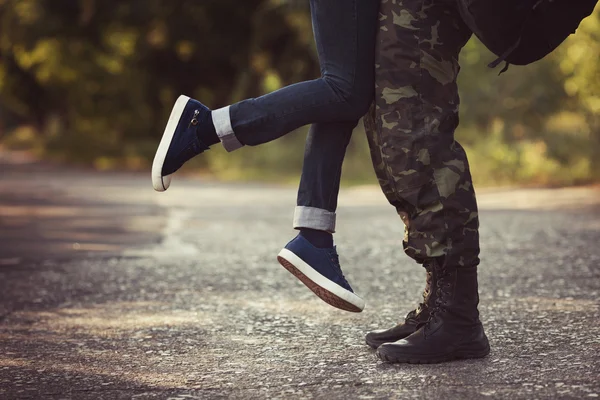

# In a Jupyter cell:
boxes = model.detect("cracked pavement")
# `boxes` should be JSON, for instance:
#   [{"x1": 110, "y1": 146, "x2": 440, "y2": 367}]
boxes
[{"x1": 0, "y1": 155, "x2": 599, "y2": 399}]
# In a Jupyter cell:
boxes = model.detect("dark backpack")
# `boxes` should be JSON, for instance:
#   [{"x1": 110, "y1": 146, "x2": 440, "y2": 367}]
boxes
[{"x1": 458, "y1": 0, "x2": 598, "y2": 72}]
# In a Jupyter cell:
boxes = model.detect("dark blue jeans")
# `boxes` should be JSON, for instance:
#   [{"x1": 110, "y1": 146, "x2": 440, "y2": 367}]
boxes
[{"x1": 213, "y1": 0, "x2": 379, "y2": 233}]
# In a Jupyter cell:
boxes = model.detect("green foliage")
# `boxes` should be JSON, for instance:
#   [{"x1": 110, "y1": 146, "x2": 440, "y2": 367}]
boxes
[
  {"x1": 456, "y1": 6, "x2": 600, "y2": 186},
  {"x1": 0, "y1": 0, "x2": 317, "y2": 168},
  {"x1": 0, "y1": 1, "x2": 598, "y2": 186}
]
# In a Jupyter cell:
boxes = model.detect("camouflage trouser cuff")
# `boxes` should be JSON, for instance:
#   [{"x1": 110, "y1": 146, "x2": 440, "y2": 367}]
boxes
[
  {"x1": 293, "y1": 206, "x2": 336, "y2": 234},
  {"x1": 212, "y1": 106, "x2": 244, "y2": 152}
]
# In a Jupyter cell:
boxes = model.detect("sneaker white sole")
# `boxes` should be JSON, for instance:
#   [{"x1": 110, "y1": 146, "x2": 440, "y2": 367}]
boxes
[
  {"x1": 152, "y1": 95, "x2": 190, "y2": 192},
  {"x1": 277, "y1": 248, "x2": 365, "y2": 313}
]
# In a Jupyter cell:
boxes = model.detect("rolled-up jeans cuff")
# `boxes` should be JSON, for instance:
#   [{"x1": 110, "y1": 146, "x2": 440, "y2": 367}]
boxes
[
  {"x1": 293, "y1": 206, "x2": 336, "y2": 233},
  {"x1": 211, "y1": 106, "x2": 244, "y2": 152}
]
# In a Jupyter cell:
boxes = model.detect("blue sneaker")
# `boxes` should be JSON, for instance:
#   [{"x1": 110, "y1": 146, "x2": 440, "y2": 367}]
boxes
[
  {"x1": 277, "y1": 235, "x2": 365, "y2": 313},
  {"x1": 152, "y1": 95, "x2": 211, "y2": 192}
]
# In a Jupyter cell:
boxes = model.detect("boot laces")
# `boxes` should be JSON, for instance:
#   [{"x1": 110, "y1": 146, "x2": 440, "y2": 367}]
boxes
[
  {"x1": 405, "y1": 269, "x2": 434, "y2": 322},
  {"x1": 426, "y1": 264, "x2": 451, "y2": 328}
]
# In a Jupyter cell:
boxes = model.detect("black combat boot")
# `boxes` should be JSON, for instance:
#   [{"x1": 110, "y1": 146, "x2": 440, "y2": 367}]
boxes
[
  {"x1": 365, "y1": 260, "x2": 437, "y2": 349},
  {"x1": 377, "y1": 259, "x2": 490, "y2": 364}
]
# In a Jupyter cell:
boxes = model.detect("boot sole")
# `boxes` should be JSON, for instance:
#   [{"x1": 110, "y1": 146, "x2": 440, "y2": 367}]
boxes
[
  {"x1": 366, "y1": 337, "x2": 390, "y2": 350},
  {"x1": 377, "y1": 340, "x2": 490, "y2": 364},
  {"x1": 365, "y1": 328, "x2": 420, "y2": 349},
  {"x1": 277, "y1": 249, "x2": 365, "y2": 313},
  {"x1": 151, "y1": 95, "x2": 190, "y2": 192}
]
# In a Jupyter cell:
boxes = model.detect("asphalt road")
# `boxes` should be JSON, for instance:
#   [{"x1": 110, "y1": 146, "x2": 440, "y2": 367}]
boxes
[{"x1": 1, "y1": 154, "x2": 599, "y2": 399}]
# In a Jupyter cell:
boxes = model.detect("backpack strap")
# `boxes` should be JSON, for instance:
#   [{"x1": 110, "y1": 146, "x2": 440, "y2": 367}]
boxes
[{"x1": 487, "y1": 0, "x2": 544, "y2": 74}]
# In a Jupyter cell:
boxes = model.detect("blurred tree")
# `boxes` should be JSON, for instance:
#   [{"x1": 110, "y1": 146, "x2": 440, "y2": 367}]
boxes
[
  {"x1": 0, "y1": 0, "x2": 317, "y2": 166},
  {"x1": 0, "y1": 0, "x2": 598, "y2": 185},
  {"x1": 456, "y1": 6, "x2": 600, "y2": 185}
]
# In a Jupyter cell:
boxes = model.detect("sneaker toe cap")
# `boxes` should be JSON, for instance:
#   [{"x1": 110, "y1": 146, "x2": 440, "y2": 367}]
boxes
[{"x1": 153, "y1": 174, "x2": 172, "y2": 192}]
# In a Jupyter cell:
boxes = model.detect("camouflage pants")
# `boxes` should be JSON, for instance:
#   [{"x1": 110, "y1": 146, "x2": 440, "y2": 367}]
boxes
[{"x1": 363, "y1": 0, "x2": 480, "y2": 268}]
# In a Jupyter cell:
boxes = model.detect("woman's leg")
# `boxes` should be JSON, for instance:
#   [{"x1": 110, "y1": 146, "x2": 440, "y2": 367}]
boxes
[
  {"x1": 152, "y1": 0, "x2": 379, "y2": 191},
  {"x1": 271, "y1": 0, "x2": 379, "y2": 313},
  {"x1": 213, "y1": 0, "x2": 379, "y2": 149},
  {"x1": 274, "y1": 114, "x2": 366, "y2": 314},
  {"x1": 294, "y1": 120, "x2": 358, "y2": 234},
  {"x1": 283, "y1": 0, "x2": 380, "y2": 237}
]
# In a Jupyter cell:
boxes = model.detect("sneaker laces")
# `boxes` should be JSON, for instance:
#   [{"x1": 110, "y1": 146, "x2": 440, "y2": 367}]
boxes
[{"x1": 328, "y1": 248, "x2": 349, "y2": 285}]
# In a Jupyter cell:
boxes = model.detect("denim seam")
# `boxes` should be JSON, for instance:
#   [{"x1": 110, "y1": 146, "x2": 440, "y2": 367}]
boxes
[
  {"x1": 325, "y1": 0, "x2": 358, "y2": 209},
  {"x1": 327, "y1": 147, "x2": 345, "y2": 210},
  {"x1": 239, "y1": 95, "x2": 350, "y2": 134},
  {"x1": 351, "y1": 0, "x2": 358, "y2": 88},
  {"x1": 232, "y1": 0, "x2": 361, "y2": 136}
]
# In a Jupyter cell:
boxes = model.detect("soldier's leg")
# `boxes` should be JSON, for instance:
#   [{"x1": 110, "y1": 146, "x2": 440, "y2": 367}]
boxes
[
  {"x1": 366, "y1": 0, "x2": 479, "y2": 268},
  {"x1": 364, "y1": 0, "x2": 489, "y2": 363}
]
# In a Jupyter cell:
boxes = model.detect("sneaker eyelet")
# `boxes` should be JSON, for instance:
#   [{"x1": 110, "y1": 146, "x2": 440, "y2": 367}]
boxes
[{"x1": 191, "y1": 110, "x2": 200, "y2": 126}]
